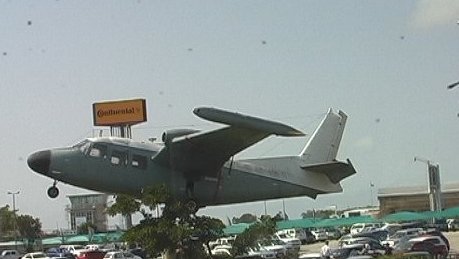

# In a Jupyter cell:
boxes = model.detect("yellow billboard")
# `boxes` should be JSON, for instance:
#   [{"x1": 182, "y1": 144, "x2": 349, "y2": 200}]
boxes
[{"x1": 93, "y1": 99, "x2": 147, "y2": 126}]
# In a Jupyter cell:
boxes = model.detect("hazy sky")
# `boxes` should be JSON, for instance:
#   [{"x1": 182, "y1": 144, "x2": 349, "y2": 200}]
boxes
[{"x1": 1, "y1": 1, "x2": 459, "y2": 230}]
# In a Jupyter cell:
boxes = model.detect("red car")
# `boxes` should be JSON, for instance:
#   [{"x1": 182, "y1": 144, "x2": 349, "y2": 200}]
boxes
[
  {"x1": 76, "y1": 251, "x2": 106, "y2": 259},
  {"x1": 409, "y1": 236, "x2": 448, "y2": 257}
]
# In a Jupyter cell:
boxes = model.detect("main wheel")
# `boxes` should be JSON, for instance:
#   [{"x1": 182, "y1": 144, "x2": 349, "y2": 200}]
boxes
[
  {"x1": 186, "y1": 199, "x2": 198, "y2": 214},
  {"x1": 47, "y1": 186, "x2": 59, "y2": 198}
]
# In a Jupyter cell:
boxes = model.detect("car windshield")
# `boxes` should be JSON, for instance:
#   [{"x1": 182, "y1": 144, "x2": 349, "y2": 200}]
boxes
[{"x1": 33, "y1": 253, "x2": 47, "y2": 258}]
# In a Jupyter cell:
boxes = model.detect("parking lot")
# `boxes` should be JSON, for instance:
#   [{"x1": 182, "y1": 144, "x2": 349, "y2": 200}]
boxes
[{"x1": 298, "y1": 231, "x2": 459, "y2": 256}]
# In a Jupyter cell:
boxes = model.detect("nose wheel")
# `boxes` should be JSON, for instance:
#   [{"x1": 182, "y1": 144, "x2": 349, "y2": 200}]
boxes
[{"x1": 47, "y1": 181, "x2": 59, "y2": 198}]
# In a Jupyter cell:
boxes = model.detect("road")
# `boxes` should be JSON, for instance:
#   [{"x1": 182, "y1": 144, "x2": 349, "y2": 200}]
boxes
[{"x1": 298, "y1": 231, "x2": 459, "y2": 256}]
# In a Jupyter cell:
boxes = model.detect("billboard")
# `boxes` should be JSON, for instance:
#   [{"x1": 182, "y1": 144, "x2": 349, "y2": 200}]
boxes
[{"x1": 93, "y1": 99, "x2": 147, "y2": 126}]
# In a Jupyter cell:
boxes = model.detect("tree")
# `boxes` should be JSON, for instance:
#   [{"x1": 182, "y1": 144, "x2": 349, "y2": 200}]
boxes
[
  {"x1": 77, "y1": 222, "x2": 97, "y2": 235},
  {"x1": 108, "y1": 185, "x2": 225, "y2": 259},
  {"x1": 16, "y1": 215, "x2": 42, "y2": 252},
  {"x1": 301, "y1": 209, "x2": 335, "y2": 219},
  {"x1": 0, "y1": 205, "x2": 15, "y2": 239},
  {"x1": 231, "y1": 215, "x2": 276, "y2": 256},
  {"x1": 232, "y1": 213, "x2": 258, "y2": 224}
]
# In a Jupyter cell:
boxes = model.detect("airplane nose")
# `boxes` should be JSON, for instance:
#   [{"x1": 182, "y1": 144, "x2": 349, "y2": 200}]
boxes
[{"x1": 27, "y1": 150, "x2": 51, "y2": 174}]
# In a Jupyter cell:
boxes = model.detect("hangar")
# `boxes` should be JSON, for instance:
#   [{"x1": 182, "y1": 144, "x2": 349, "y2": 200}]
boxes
[{"x1": 378, "y1": 182, "x2": 459, "y2": 216}]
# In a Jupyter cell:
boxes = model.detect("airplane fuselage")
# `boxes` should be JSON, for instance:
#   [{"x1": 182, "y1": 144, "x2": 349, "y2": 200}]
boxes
[{"x1": 30, "y1": 137, "x2": 333, "y2": 206}]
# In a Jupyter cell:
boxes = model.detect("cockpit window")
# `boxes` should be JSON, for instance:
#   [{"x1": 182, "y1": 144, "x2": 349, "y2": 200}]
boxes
[
  {"x1": 73, "y1": 140, "x2": 91, "y2": 154},
  {"x1": 111, "y1": 150, "x2": 128, "y2": 166},
  {"x1": 89, "y1": 143, "x2": 108, "y2": 158}
]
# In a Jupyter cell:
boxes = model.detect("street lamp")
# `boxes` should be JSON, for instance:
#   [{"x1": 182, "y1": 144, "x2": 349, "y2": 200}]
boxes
[{"x1": 7, "y1": 191, "x2": 19, "y2": 249}]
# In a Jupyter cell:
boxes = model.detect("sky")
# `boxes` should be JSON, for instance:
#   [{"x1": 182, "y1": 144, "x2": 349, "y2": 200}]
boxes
[{"x1": 1, "y1": 0, "x2": 459, "y2": 231}]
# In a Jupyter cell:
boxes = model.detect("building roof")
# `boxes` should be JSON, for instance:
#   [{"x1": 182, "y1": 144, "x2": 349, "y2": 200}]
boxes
[{"x1": 378, "y1": 182, "x2": 459, "y2": 197}]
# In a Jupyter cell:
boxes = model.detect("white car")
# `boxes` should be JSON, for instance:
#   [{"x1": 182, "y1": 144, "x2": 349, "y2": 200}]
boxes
[
  {"x1": 257, "y1": 239, "x2": 287, "y2": 258},
  {"x1": 59, "y1": 245, "x2": 86, "y2": 257},
  {"x1": 211, "y1": 246, "x2": 232, "y2": 256},
  {"x1": 311, "y1": 228, "x2": 328, "y2": 241},
  {"x1": 209, "y1": 236, "x2": 236, "y2": 249},
  {"x1": 21, "y1": 252, "x2": 51, "y2": 259},
  {"x1": 103, "y1": 252, "x2": 142, "y2": 259},
  {"x1": 2, "y1": 250, "x2": 22, "y2": 259},
  {"x1": 247, "y1": 246, "x2": 276, "y2": 259}
]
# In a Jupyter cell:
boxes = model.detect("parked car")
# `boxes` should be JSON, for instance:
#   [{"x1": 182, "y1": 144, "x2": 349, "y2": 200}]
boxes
[
  {"x1": 126, "y1": 249, "x2": 145, "y2": 259},
  {"x1": 303, "y1": 229, "x2": 316, "y2": 244},
  {"x1": 411, "y1": 236, "x2": 448, "y2": 257},
  {"x1": 274, "y1": 233, "x2": 301, "y2": 251},
  {"x1": 84, "y1": 245, "x2": 101, "y2": 251},
  {"x1": 103, "y1": 252, "x2": 141, "y2": 259},
  {"x1": 447, "y1": 219, "x2": 459, "y2": 231},
  {"x1": 46, "y1": 248, "x2": 75, "y2": 259},
  {"x1": 310, "y1": 228, "x2": 327, "y2": 241},
  {"x1": 381, "y1": 228, "x2": 423, "y2": 247},
  {"x1": 76, "y1": 250, "x2": 106, "y2": 259},
  {"x1": 247, "y1": 246, "x2": 276, "y2": 259},
  {"x1": 210, "y1": 246, "x2": 232, "y2": 257},
  {"x1": 349, "y1": 223, "x2": 383, "y2": 235},
  {"x1": 1, "y1": 250, "x2": 22, "y2": 259},
  {"x1": 394, "y1": 236, "x2": 448, "y2": 257},
  {"x1": 21, "y1": 253, "x2": 51, "y2": 259},
  {"x1": 424, "y1": 219, "x2": 449, "y2": 232},
  {"x1": 341, "y1": 237, "x2": 386, "y2": 256},
  {"x1": 276, "y1": 228, "x2": 312, "y2": 244},
  {"x1": 257, "y1": 239, "x2": 287, "y2": 258},
  {"x1": 353, "y1": 229, "x2": 389, "y2": 242},
  {"x1": 421, "y1": 229, "x2": 450, "y2": 251},
  {"x1": 209, "y1": 236, "x2": 236, "y2": 249},
  {"x1": 325, "y1": 227, "x2": 341, "y2": 240},
  {"x1": 380, "y1": 223, "x2": 402, "y2": 236},
  {"x1": 59, "y1": 245, "x2": 86, "y2": 257},
  {"x1": 330, "y1": 244, "x2": 366, "y2": 259}
]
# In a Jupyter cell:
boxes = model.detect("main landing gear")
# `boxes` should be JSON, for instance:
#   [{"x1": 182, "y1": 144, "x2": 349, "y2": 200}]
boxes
[
  {"x1": 185, "y1": 180, "x2": 198, "y2": 214},
  {"x1": 47, "y1": 180, "x2": 59, "y2": 198}
]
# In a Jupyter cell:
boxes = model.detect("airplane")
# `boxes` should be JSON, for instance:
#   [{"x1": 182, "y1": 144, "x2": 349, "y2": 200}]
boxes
[{"x1": 27, "y1": 107, "x2": 356, "y2": 211}]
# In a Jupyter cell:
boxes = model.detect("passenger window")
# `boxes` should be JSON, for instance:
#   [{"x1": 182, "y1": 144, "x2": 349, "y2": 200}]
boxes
[
  {"x1": 132, "y1": 154, "x2": 147, "y2": 169},
  {"x1": 111, "y1": 150, "x2": 127, "y2": 166},
  {"x1": 89, "y1": 144, "x2": 107, "y2": 158}
]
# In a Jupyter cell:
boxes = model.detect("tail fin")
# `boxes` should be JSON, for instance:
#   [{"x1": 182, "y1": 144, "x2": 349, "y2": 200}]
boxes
[{"x1": 300, "y1": 108, "x2": 347, "y2": 163}]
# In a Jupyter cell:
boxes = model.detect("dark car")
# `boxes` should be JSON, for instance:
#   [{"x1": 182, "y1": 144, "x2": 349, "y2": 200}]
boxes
[
  {"x1": 421, "y1": 229, "x2": 450, "y2": 251},
  {"x1": 353, "y1": 229, "x2": 389, "y2": 242},
  {"x1": 127, "y1": 249, "x2": 146, "y2": 259},
  {"x1": 303, "y1": 230, "x2": 316, "y2": 244},
  {"x1": 394, "y1": 236, "x2": 448, "y2": 257},
  {"x1": 330, "y1": 244, "x2": 365, "y2": 259}
]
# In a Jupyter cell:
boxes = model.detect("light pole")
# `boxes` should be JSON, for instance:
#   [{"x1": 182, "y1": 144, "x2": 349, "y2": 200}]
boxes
[{"x1": 7, "y1": 191, "x2": 19, "y2": 250}]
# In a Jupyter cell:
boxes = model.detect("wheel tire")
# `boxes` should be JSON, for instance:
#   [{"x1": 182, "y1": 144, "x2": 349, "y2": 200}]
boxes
[
  {"x1": 186, "y1": 200, "x2": 198, "y2": 213},
  {"x1": 47, "y1": 186, "x2": 59, "y2": 198}
]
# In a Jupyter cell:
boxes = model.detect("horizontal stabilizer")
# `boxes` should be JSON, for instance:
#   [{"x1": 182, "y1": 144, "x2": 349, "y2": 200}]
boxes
[
  {"x1": 301, "y1": 159, "x2": 356, "y2": 184},
  {"x1": 193, "y1": 107, "x2": 305, "y2": 137}
]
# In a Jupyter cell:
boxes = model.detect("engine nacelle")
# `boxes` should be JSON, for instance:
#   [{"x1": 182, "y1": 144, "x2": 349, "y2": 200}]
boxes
[{"x1": 162, "y1": 129, "x2": 200, "y2": 145}]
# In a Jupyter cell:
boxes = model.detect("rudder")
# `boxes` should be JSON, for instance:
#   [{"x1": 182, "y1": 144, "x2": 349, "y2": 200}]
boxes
[{"x1": 299, "y1": 108, "x2": 347, "y2": 163}]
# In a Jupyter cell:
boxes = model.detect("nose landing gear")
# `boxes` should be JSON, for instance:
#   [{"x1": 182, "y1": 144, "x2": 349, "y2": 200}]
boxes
[{"x1": 47, "y1": 180, "x2": 59, "y2": 198}]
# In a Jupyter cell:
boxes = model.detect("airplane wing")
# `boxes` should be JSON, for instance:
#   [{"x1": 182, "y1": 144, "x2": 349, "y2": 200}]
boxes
[{"x1": 152, "y1": 107, "x2": 304, "y2": 179}]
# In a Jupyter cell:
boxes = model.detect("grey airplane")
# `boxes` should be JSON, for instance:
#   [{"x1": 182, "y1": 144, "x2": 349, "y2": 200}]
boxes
[{"x1": 27, "y1": 107, "x2": 356, "y2": 210}]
